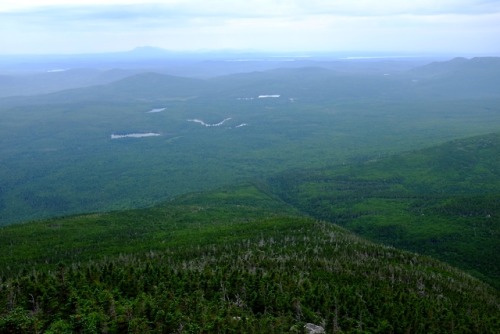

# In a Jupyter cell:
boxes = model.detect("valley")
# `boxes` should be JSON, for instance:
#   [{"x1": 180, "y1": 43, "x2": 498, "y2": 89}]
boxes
[
  {"x1": 1, "y1": 58, "x2": 499, "y2": 225},
  {"x1": 0, "y1": 55, "x2": 499, "y2": 332}
]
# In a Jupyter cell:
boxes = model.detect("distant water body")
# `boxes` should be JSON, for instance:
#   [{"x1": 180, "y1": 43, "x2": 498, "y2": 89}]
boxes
[{"x1": 111, "y1": 133, "x2": 160, "y2": 139}]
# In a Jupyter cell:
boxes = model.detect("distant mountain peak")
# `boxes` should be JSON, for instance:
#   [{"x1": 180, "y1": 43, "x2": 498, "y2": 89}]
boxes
[{"x1": 128, "y1": 46, "x2": 170, "y2": 56}]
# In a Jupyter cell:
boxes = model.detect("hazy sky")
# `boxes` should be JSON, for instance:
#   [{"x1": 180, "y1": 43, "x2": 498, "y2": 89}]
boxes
[{"x1": 1, "y1": 0, "x2": 500, "y2": 55}]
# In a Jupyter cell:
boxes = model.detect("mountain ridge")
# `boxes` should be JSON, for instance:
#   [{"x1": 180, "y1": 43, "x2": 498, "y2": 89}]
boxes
[{"x1": 2, "y1": 56, "x2": 499, "y2": 104}]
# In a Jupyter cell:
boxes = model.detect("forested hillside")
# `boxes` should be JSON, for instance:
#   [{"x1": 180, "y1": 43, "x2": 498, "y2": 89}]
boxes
[
  {"x1": 1, "y1": 57, "x2": 500, "y2": 333},
  {"x1": 1, "y1": 184, "x2": 499, "y2": 333},
  {"x1": 269, "y1": 132, "x2": 500, "y2": 288},
  {"x1": 1, "y1": 58, "x2": 499, "y2": 225}
]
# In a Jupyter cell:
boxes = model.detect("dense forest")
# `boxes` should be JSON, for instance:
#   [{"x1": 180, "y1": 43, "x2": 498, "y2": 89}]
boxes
[
  {"x1": 1, "y1": 184, "x2": 499, "y2": 333},
  {"x1": 1, "y1": 58, "x2": 500, "y2": 225},
  {"x1": 269, "y1": 132, "x2": 500, "y2": 289},
  {"x1": 1, "y1": 56, "x2": 499, "y2": 332}
]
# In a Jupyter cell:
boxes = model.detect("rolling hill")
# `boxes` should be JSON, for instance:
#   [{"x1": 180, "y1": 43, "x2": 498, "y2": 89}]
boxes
[
  {"x1": 0, "y1": 58, "x2": 499, "y2": 226},
  {"x1": 2, "y1": 56, "x2": 499, "y2": 106}
]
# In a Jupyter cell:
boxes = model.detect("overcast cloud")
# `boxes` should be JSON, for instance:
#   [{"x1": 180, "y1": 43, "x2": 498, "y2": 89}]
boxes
[{"x1": 1, "y1": 0, "x2": 499, "y2": 55}]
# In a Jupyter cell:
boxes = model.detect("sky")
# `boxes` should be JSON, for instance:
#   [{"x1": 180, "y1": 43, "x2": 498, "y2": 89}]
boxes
[{"x1": 1, "y1": 0, "x2": 500, "y2": 55}]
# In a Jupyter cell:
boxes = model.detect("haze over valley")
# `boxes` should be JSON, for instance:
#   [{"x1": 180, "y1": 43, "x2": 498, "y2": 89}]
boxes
[{"x1": 0, "y1": 0, "x2": 499, "y2": 332}]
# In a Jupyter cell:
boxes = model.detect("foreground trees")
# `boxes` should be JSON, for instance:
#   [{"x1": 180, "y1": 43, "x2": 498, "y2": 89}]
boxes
[{"x1": 1, "y1": 219, "x2": 499, "y2": 333}]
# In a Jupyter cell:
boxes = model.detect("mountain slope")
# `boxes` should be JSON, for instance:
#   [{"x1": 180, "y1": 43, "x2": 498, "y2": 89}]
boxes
[
  {"x1": 0, "y1": 184, "x2": 499, "y2": 333},
  {"x1": 269, "y1": 132, "x2": 500, "y2": 288},
  {"x1": 409, "y1": 57, "x2": 500, "y2": 98},
  {"x1": 0, "y1": 72, "x2": 209, "y2": 106},
  {"x1": 411, "y1": 57, "x2": 500, "y2": 78}
]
